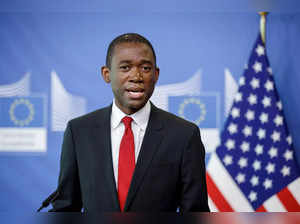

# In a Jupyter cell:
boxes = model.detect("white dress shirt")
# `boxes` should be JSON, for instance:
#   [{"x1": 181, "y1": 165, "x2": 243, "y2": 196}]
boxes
[{"x1": 110, "y1": 100, "x2": 151, "y2": 187}]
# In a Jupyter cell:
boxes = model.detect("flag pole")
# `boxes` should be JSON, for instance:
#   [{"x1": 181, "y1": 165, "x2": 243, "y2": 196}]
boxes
[{"x1": 259, "y1": 12, "x2": 269, "y2": 45}]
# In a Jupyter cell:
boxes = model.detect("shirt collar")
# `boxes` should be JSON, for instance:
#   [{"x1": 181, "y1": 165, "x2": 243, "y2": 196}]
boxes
[{"x1": 111, "y1": 100, "x2": 151, "y2": 131}]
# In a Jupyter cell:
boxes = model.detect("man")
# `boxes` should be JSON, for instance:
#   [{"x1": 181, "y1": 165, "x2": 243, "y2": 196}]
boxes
[{"x1": 49, "y1": 33, "x2": 210, "y2": 212}]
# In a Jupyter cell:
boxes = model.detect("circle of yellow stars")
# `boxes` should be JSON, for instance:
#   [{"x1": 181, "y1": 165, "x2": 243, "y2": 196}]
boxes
[
  {"x1": 9, "y1": 98, "x2": 35, "y2": 126},
  {"x1": 178, "y1": 98, "x2": 206, "y2": 125}
]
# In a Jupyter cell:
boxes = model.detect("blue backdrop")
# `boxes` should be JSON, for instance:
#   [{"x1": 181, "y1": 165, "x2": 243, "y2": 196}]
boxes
[{"x1": 0, "y1": 1, "x2": 300, "y2": 211}]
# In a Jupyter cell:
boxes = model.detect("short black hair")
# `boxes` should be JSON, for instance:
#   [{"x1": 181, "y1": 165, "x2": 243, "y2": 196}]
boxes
[{"x1": 105, "y1": 33, "x2": 157, "y2": 69}]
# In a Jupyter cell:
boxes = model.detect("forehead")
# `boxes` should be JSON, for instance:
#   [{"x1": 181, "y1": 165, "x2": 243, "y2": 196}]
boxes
[{"x1": 112, "y1": 42, "x2": 155, "y2": 64}]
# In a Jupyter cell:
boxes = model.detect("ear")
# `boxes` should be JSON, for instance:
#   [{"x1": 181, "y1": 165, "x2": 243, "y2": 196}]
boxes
[
  {"x1": 154, "y1": 67, "x2": 160, "y2": 83},
  {"x1": 101, "y1": 66, "x2": 111, "y2": 83}
]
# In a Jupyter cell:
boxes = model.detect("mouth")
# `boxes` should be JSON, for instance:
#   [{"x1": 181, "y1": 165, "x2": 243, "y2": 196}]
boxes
[{"x1": 126, "y1": 87, "x2": 145, "y2": 99}]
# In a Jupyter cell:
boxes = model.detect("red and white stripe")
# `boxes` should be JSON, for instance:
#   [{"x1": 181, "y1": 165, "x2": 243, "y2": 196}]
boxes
[{"x1": 206, "y1": 152, "x2": 300, "y2": 212}]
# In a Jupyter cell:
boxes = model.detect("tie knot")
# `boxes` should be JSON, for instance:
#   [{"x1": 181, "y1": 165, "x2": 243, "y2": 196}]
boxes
[{"x1": 122, "y1": 116, "x2": 133, "y2": 129}]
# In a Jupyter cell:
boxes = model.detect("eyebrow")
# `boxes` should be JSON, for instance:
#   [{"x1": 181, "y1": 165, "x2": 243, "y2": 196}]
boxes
[
  {"x1": 118, "y1": 60, "x2": 131, "y2": 65},
  {"x1": 118, "y1": 60, "x2": 153, "y2": 65},
  {"x1": 140, "y1": 60, "x2": 153, "y2": 65}
]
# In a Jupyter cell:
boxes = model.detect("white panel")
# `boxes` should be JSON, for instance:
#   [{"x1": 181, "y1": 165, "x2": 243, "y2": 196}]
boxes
[
  {"x1": 224, "y1": 68, "x2": 238, "y2": 117},
  {"x1": 151, "y1": 70, "x2": 202, "y2": 110},
  {"x1": 51, "y1": 70, "x2": 86, "y2": 131},
  {"x1": 201, "y1": 128, "x2": 220, "y2": 153},
  {"x1": 0, "y1": 128, "x2": 47, "y2": 152}
]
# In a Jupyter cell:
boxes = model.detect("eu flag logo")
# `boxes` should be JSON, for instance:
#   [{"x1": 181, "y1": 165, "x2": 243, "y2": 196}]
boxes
[
  {"x1": 169, "y1": 94, "x2": 219, "y2": 128},
  {"x1": 0, "y1": 96, "x2": 45, "y2": 127},
  {"x1": 0, "y1": 96, "x2": 47, "y2": 152}
]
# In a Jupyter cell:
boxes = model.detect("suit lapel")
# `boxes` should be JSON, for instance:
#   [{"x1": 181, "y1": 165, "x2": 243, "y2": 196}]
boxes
[
  {"x1": 92, "y1": 105, "x2": 120, "y2": 211},
  {"x1": 124, "y1": 104, "x2": 164, "y2": 211}
]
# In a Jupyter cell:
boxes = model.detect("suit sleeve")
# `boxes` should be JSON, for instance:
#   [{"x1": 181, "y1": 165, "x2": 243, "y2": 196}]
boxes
[
  {"x1": 179, "y1": 126, "x2": 210, "y2": 212},
  {"x1": 49, "y1": 122, "x2": 82, "y2": 212}
]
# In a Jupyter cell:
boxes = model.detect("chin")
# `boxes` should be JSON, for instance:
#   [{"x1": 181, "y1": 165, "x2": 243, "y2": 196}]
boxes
[{"x1": 128, "y1": 101, "x2": 147, "y2": 110}]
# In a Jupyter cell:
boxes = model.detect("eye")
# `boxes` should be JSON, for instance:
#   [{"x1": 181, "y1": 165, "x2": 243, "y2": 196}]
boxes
[
  {"x1": 142, "y1": 66, "x2": 152, "y2": 72},
  {"x1": 119, "y1": 65, "x2": 130, "y2": 71}
]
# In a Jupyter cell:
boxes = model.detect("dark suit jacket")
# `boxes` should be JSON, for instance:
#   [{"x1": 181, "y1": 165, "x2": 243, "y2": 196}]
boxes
[{"x1": 51, "y1": 103, "x2": 209, "y2": 212}]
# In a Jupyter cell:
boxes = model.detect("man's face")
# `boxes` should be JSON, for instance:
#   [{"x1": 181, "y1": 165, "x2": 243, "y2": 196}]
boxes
[{"x1": 102, "y1": 42, "x2": 159, "y2": 115}]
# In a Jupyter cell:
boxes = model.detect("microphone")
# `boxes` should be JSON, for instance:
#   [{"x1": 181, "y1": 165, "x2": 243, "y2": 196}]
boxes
[{"x1": 37, "y1": 189, "x2": 60, "y2": 212}]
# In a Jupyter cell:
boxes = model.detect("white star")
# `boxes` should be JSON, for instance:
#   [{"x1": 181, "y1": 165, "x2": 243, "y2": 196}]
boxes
[
  {"x1": 286, "y1": 135, "x2": 292, "y2": 145},
  {"x1": 255, "y1": 144, "x2": 264, "y2": 155},
  {"x1": 253, "y1": 61, "x2": 263, "y2": 73},
  {"x1": 235, "y1": 92, "x2": 243, "y2": 102},
  {"x1": 265, "y1": 162, "x2": 275, "y2": 174},
  {"x1": 239, "y1": 77, "x2": 246, "y2": 86},
  {"x1": 242, "y1": 126, "x2": 252, "y2": 137},
  {"x1": 245, "y1": 110, "x2": 255, "y2": 121},
  {"x1": 231, "y1": 107, "x2": 240, "y2": 119},
  {"x1": 223, "y1": 155, "x2": 233, "y2": 166},
  {"x1": 274, "y1": 115, "x2": 283, "y2": 126},
  {"x1": 240, "y1": 141, "x2": 250, "y2": 153},
  {"x1": 238, "y1": 157, "x2": 248, "y2": 169},
  {"x1": 264, "y1": 80, "x2": 274, "y2": 92},
  {"x1": 268, "y1": 147, "x2": 278, "y2": 158},
  {"x1": 250, "y1": 78, "x2": 260, "y2": 89},
  {"x1": 271, "y1": 131, "x2": 281, "y2": 142},
  {"x1": 249, "y1": 191, "x2": 257, "y2": 202},
  {"x1": 267, "y1": 67, "x2": 273, "y2": 75},
  {"x1": 257, "y1": 128, "x2": 266, "y2": 140},
  {"x1": 236, "y1": 173, "x2": 246, "y2": 184},
  {"x1": 250, "y1": 175, "x2": 259, "y2": 187},
  {"x1": 284, "y1": 149, "x2": 293, "y2": 161},
  {"x1": 228, "y1": 123, "x2": 238, "y2": 135},
  {"x1": 252, "y1": 160, "x2": 261, "y2": 171},
  {"x1": 277, "y1": 101, "x2": 282, "y2": 110},
  {"x1": 259, "y1": 112, "x2": 269, "y2": 124},
  {"x1": 248, "y1": 94, "x2": 257, "y2": 105},
  {"x1": 263, "y1": 178, "x2": 273, "y2": 190},
  {"x1": 256, "y1": 44, "x2": 265, "y2": 56},
  {"x1": 262, "y1": 96, "x2": 271, "y2": 108},
  {"x1": 281, "y1": 166, "x2": 291, "y2": 177},
  {"x1": 225, "y1": 139, "x2": 235, "y2": 150}
]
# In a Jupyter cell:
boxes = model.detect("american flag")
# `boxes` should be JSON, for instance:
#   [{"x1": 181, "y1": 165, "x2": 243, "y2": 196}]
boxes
[{"x1": 206, "y1": 33, "x2": 300, "y2": 211}]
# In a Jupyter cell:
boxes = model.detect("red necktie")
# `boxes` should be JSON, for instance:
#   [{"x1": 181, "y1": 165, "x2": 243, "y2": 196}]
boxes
[{"x1": 118, "y1": 116, "x2": 135, "y2": 211}]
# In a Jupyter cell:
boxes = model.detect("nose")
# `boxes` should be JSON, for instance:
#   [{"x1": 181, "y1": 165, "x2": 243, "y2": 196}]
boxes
[{"x1": 129, "y1": 68, "x2": 143, "y2": 82}]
